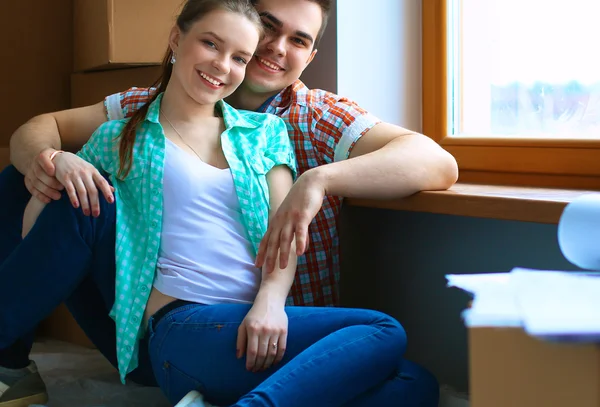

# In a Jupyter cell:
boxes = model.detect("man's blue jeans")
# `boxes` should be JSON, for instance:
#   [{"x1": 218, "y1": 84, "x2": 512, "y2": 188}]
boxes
[
  {"x1": 0, "y1": 165, "x2": 155, "y2": 385},
  {"x1": 149, "y1": 303, "x2": 439, "y2": 407}
]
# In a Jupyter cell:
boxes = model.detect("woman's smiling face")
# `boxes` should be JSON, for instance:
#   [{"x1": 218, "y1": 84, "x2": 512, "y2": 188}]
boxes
[{"x1": 170, "y1": 8, "x2": 261, "y2": 105}]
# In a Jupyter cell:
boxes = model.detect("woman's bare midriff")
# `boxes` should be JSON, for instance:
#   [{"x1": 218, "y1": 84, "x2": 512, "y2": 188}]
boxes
[{"x1": 143, "y1": 287, "x2": 180, "y2": 326}]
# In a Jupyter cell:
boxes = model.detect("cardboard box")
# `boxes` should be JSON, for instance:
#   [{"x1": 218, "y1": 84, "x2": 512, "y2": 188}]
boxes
[
  {"x1": 1, "y1": 0, "x2": 72, "y2": 146},
  {"x1": 469, "y1": 327, "x2": 600, "y2": 407},
  {"x1": 73, "y1": 0, "x2": 182, "y2": 72},
  {"x1": 39, "y1": 304, "x2": 95, "y2": 348},
  {"x1": 0, "y1": 147, "x2": 9, "y2": 171},
  {"x1": 71, "y1": 66, "x2": 162, "y2": 108}
]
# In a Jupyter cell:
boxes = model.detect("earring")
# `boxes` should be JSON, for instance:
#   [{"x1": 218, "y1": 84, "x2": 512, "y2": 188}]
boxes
[{"x1": 170, "y1": 54, "x2": 176, "y2": 64}]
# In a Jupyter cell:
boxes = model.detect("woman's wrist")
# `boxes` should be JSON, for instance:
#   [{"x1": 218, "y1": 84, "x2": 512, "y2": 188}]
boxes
[
  {"x1": 255, "y1": 284, "x2": 288, "y2": 308},
  {"x1": 49, "y1": 149, "x2": 65, "y2": 161}
]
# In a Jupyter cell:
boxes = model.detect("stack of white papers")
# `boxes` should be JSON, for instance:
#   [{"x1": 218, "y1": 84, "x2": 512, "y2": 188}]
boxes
[{"x1": 447, "y1": 268, "x2": 600, "y2": 342}]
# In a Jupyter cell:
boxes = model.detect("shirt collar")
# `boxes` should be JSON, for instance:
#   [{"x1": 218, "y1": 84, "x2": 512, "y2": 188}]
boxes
[
  {"x1": 145, "y1": 92, "x2": 259, "y2": 130},
  {"x1": 262, "y1": 79, "x2": 307, "y2": 113},
  {"x1": 219, "y1": 99, "x2": 260, "y2": 129},
  {"x1": 257, "y1": 94, "x2": 277, "y2": 113},
  {"x1": 145, "y1": 92, "x2": 162, "y2": 124}
]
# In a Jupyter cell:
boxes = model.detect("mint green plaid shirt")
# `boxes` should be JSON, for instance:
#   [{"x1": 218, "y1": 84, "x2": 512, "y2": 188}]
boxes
[{"x1": 77, "y1": 93, "x2": 296, "y2": 382}]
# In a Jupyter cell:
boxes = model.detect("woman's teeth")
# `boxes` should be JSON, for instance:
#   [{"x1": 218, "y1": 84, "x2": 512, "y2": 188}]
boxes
[{"x1": 200, "y1": 72, "x2": 222, "y2": 86}]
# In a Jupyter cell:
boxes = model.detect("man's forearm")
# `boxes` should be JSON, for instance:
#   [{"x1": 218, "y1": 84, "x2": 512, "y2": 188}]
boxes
[
  {"x1": 10, "y1": 102, "x2": 109, "y2": 175},
  {"x1": 314, "y1": 133, "x2": 458, "y2": 199},
  {"x1": 10, "y1": 114, "x2": 62, "y2": 175}
]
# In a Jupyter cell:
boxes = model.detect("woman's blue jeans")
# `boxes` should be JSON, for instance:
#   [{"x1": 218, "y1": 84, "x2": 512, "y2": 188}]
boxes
[
  {"x1": 149, "y1": 303, "x2": 439, "y2": 407},
  {"x1": 0, "y1": 164, "x2": 439, "y2": 405}
]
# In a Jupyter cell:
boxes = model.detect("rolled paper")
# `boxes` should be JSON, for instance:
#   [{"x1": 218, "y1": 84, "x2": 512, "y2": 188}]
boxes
[{"x1": 558, "y1": 194, "x2": 600, "y2": 271}]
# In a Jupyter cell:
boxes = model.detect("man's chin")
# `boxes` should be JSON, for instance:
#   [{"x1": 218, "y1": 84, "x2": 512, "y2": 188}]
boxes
[{"x1": 243, "y1": 75, "x2": 282, "y2": 95}]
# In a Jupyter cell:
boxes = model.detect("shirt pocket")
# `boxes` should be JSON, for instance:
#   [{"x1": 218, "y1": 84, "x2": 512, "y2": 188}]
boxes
[
  {"x1": 113, "y1": 159, "x2": 147, "y2": 214},
  {"x1": 245, "y1": 155, "x2": 271, "y2": 212}
]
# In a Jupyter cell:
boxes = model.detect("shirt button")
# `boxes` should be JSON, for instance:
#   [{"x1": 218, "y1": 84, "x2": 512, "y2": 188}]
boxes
[
  {"x1": 126, "y1": 345, "x2": 133, "y2": 352},
  {"x1": 141, "y1": 286, "x2": 148, "y2": 292},
  {"x1": 151, "y1": 220, "x2": 158, "y2": 228},
  {"x1": 132, "y1": 316, "x2": 139, "y2": 323},
  {"x1": 152, "y1": 188, "x2": 159, "y2": 196}
]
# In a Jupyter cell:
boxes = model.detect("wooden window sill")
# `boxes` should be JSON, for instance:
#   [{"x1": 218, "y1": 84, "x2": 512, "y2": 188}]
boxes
[{"x1": 346, "y1": 183, "x2": 599, "y2": 224}]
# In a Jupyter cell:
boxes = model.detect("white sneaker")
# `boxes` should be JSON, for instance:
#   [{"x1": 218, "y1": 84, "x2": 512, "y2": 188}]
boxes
[{"x1": 174, "y1": 390, "x2": 218, "y2": 407}]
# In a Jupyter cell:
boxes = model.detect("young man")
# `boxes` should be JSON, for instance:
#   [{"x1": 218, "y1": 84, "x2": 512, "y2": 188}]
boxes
[{"x1": 1, "y1": 0, "x2": 457, "y2": 405}]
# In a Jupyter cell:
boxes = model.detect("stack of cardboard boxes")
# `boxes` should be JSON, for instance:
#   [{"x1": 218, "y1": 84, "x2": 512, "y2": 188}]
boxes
[
  {"x1": 39, "y1": 0, "x2": 182, "y2": 347},
  {"x1": 0, "y1": 0, "x2": 72, "y2": 170},
  {"x1": 70, "y1": 0, "x2": 182, "y2": 107}
]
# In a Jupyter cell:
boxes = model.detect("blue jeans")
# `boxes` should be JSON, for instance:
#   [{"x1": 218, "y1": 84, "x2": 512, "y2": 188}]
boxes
[
  {"x1": 0, "y1": 164, "x2": 439, "y2": 405},
  {"x1": 149, "y1": 303, "x2": 439, "y2": 407},
  {"x1": 0, "y1": 165, "x2": 156, "y2": 385}
]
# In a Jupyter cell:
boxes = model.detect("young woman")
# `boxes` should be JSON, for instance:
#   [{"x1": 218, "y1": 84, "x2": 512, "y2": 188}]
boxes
[{"x1": 22, "y1": 1, "x2": 409, "y2": 406}]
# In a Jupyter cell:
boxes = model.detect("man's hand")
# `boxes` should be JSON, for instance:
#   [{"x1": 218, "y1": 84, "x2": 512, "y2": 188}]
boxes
[
  {"x1": 255, "y1": 170, "x2": 326, "y2": 273},
  {"x1": 236, "y1": 299, "x2": 288, "y2": 372},
  {"x1": 53, "y1": 152, "x2": 114, "y2": 217},
  {"x1": 24, "y1": 148, "x2": 64, "y2": 203}
]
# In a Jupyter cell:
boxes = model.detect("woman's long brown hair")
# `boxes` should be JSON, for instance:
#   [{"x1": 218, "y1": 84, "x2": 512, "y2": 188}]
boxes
[{"x1": 117, "y1": 0, "x2": 262, "y2": 179}]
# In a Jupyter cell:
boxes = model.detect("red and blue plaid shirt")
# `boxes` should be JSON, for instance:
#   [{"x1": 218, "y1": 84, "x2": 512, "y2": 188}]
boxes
[{"x1": 105, "y1": 80, "x2": 380, "y2": 306}]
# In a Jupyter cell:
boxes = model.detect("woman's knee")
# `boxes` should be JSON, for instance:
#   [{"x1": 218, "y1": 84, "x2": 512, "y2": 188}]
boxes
[
  {"x1": 362, "y1": 309, "x2": 407, "y2": 351},
  {"x1": 369, "y1": 309, "x2": 405, "y2": 332}
]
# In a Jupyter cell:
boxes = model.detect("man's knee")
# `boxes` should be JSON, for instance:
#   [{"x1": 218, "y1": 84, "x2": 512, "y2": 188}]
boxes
[
  {"x1": 44, "y1": 186, "x2": 117, "y2": 231},
  {"x1": 0, "y1": 166, "x2": 29, "y2": 259},
  {"x1": 0, "y1": 165, "x2": 29, "y2": 206},
  {"x1": 0, "y1": 164, "x2": 25, "y2": 184}
]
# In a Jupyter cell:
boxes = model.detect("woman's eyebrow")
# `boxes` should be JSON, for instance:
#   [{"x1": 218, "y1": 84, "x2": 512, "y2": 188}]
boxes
[{"x1": 200, "y1": 31, "x2": 224, "y2": 43}]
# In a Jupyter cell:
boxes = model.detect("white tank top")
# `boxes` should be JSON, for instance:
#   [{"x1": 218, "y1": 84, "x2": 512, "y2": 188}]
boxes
[{"x1": 153, "y1": 137, "x2": 261, "y2": 304}]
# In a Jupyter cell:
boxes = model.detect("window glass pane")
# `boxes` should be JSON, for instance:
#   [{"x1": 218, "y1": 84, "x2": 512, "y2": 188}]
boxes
[{"x1": 449, "y1": 0, "x2": 600, "y2": 138}]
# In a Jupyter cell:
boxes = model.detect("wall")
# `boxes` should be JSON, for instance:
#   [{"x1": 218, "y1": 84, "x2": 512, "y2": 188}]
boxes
[
  {"x1": 337, "y1": 0, "x2": 422, "y2": 129},
  {"x1": 299, "y1": 0, "x2": 337, "y2": 92},
  {"x1": 0, "y1": 1, "x2": 73, "y2": 148}
]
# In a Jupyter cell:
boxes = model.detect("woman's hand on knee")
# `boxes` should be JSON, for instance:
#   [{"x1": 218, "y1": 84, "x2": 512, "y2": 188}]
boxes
[
  {"x1": 236, "y1": 302, "x2": 288, "y2": 372},
  {"x1": 53, "y1": 152, "x2": 114, "y2": 217}
]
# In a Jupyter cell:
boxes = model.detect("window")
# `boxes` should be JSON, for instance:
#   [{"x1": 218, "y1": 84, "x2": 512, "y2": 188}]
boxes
[{"x1": 423, "y1": 0, "x2": 600, "y2": 189}]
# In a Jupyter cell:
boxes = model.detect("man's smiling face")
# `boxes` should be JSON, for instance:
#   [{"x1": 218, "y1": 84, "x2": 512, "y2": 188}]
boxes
[{"x1": 244, "y1": 0, "x2": 323, "y2": 95}]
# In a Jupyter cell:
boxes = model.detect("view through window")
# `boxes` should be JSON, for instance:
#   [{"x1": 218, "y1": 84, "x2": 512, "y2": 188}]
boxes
[{"x1": 449, "y1": 0, "x2": 600, "y2": 138}]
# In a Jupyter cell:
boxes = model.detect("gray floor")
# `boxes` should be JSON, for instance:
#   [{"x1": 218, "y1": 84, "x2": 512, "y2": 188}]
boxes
[
  {"x1": 31, "y1": 339, "x2": 169, "y2": 407},
  {"x1": 31, "y1": 339, "x2": 468, "y2": 407}
]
